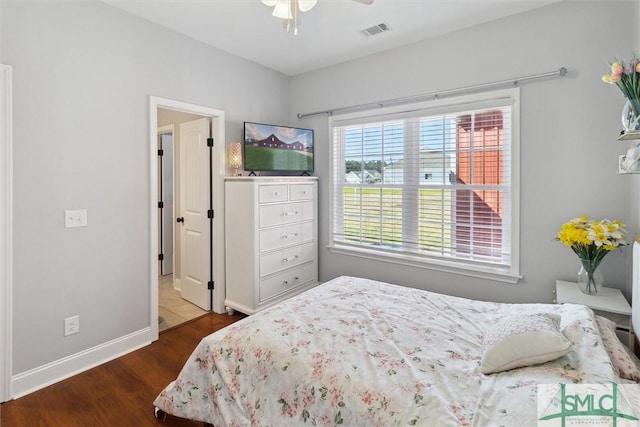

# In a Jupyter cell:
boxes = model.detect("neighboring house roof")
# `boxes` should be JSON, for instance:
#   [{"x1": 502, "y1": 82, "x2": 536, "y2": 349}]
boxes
[
  {"x1": 384, "y1": 150, "x2": 452, "y2": 171},
  {"x1": 345, "y1": 170, "x2": 383, "y2": 183}
]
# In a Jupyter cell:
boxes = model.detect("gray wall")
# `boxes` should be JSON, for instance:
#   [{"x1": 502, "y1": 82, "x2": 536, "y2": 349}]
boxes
[
  {"x1": 290, "y1": 1, "x2": 640, "y2": 304},
  {"x1": 1, "y1": 1, "x2": 290, "y2": 374}
]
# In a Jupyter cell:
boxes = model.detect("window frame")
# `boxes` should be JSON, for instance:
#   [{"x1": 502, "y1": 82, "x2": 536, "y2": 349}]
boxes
[{"x1": 328, "y1": 88, "x2": 521, "y2": 284}]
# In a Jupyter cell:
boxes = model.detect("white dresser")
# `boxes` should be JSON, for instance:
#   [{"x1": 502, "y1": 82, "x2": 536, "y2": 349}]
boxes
[{"x1": 224, "y1": 176, "x2": 318, "y2": 314}]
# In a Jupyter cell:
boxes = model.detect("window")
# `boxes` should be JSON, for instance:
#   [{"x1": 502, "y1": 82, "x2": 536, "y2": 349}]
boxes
[{"x1": 329, "y1": 89, "x2": 520, "y2": 282}]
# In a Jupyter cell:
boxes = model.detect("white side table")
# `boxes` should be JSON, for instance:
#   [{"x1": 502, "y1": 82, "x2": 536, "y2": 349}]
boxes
[{"x1": 555, "y1": 280, "x2": 633, "y2": 349}]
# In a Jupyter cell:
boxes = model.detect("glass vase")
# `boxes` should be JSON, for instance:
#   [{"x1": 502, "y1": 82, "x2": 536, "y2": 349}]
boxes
[
  {"x1": 577, "y1": 258, "x2": 603, "y2": 295},
  {"x1": 622, "y1": 99, "x2": 640, "y2": 134}
]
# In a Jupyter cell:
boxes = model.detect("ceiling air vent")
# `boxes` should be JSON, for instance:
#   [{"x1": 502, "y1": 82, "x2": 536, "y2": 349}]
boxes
[{"x1": 361, "y1": 23, "x2": 389, "y2": 38}]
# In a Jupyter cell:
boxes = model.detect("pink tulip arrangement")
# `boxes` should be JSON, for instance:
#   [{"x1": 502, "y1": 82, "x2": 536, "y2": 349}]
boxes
[{"x1": 602, "y1": 56, "x2": 640, "y2": 119}]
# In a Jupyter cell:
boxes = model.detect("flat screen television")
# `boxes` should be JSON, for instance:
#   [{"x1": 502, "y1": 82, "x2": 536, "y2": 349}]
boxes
[{"x1": 243, "y1": 121, "x2": 314, "y2": 173}]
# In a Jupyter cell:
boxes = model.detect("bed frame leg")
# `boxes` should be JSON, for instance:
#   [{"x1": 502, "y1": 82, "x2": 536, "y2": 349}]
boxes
[{"x1": 154, "y1": 407, "x2": 167, "y2": 422}]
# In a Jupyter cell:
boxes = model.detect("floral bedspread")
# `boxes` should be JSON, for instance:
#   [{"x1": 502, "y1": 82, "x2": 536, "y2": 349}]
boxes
[{"x1": 153, "y1": 276, "x2": 620, "y2": 426}]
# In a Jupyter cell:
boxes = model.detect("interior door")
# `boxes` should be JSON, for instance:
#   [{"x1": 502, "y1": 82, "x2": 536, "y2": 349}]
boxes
[{"x1": 178, "y1": 117, "x2": 211, "y2": 310}]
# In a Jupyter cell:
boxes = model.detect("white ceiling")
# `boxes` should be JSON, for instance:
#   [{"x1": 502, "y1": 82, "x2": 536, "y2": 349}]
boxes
[{"x1": 104, "y1": 0, "x2": 561, "y2": 76}]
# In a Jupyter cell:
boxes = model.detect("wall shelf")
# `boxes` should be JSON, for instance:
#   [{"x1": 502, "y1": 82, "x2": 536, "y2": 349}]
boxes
[
  {"x1": 617, "y1": 130, "x2": 640, "y2": 173},
  {"x1": 617, "y1": 131, "x2": 640, "y2": 141}
]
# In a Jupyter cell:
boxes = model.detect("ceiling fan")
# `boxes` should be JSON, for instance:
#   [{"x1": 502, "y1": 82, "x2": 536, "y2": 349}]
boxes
[{"x1": 261, "y1": 0, "x2": 374, "y2": 35}]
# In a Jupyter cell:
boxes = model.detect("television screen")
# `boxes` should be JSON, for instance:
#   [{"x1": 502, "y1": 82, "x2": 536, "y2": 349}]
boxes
[{"x1": 243, "y1": 122, "x2": 314, "y2": 172}]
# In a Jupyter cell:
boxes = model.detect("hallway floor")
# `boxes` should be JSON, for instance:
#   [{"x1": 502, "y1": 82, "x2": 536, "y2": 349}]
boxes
[{"x1": 159, "y1": 274, "x2": 208, "y2": 332}]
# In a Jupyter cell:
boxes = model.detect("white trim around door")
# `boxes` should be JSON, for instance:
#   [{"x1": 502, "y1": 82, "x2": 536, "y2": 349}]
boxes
[
  {"x1": 1, "y1": 64, "x2": 14, "y2": 402},
  {"x1": 149, "y1": 97, "x2": 226, "y2": 341}
]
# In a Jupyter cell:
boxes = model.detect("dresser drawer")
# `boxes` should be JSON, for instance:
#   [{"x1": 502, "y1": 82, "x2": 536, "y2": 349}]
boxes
[
  {"x1": 259, "y1": 223, "x2": 313, "y2": 253},
  {"x1": 259, "y1": 262, "x2": 316, "y2": 303},
  {"x1": 258, "y1": 185, "x2": 288, "y2": 204},
  {"x1": 259, "y1": 201, "x2": 314, "y2": 228},
  {"x1": 259, "y1": 242, "x2": 315, "y2": 277},
  {"x1": 290, "y1": 184, "x2": 315, "y2": 201}
]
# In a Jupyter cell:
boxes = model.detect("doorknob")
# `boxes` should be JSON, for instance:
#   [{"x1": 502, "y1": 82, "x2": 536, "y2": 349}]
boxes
[{"x1": 176, "y1": 217, "x2": 184, "y2": 223}]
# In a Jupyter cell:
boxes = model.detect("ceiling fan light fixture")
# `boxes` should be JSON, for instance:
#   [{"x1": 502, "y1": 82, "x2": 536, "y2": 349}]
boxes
[
  {"x1": 272, "y1": 1, "x2": 292, "y2": 19},
  {"x1": 262, "y1": 0, "x2": 319, "y2": 35},
  {"x1": 262, "y1": 0, "x2": 371, "y2": 36}
]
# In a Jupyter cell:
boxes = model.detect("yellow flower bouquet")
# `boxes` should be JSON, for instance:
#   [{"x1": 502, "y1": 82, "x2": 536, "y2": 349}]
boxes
[{"x1": 557, "y1": 216, "x2": 627, "y2": 294}]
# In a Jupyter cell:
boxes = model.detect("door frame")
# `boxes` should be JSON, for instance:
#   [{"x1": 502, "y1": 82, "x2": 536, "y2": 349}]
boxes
[
  {"x1": 1, "y1": 64, "x2": 13, "y2": 402},
  {"x1": 149, "y1": 96, "x2": 226, "y2": 340}
]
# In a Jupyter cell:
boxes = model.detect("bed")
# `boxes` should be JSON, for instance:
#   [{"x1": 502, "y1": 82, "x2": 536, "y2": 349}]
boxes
[{"x1": 154, "y1": 247, "x2": 640, "y2": 426}]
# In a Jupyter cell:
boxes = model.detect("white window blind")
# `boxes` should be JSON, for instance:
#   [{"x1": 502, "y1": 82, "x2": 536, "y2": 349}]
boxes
[{"x1": 330, "y1": 89, "x2": 519, "y2": 279}]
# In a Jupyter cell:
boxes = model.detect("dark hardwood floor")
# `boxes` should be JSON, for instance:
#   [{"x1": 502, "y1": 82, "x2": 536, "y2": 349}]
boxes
[{"x1": 0, "y1": 313, "x2": 244, "y2": 427}]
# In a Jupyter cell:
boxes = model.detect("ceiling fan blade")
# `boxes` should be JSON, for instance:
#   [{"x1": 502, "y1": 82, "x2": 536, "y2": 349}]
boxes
[{"x1": 352, "y1": 0, "x2": 374, "y2": 4}]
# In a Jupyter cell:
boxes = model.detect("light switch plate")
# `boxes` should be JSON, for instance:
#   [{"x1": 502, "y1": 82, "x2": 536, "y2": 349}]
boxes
[{"x1": 64, "y1": 209, "x2": 87, "y2": 228}]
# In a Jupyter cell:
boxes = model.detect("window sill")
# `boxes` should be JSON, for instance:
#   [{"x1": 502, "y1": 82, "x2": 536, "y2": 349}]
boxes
[{"x1": 327, "y1": 244, "x2": 522, "y2": 284}]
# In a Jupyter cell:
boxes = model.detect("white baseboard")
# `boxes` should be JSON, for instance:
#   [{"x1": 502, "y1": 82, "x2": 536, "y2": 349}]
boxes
[{"x1": 11, "y1": 327, "x2": 153, "y2": 399}]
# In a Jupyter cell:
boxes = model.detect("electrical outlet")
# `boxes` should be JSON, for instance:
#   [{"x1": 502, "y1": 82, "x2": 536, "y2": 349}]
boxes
[{"x1": 64, "y1": 315, "x2": 80, "y2": 336}]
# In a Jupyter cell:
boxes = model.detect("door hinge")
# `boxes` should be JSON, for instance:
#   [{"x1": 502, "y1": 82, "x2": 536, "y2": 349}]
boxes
[
  {"x1": 158, "y1": 253, "x2": 164, "y2": 261},
  {"x1": 207, "y1": 137, "x2": 214, "y2": 147},
  {"x1": 158, "y1": 201, "x2": 164, "y2": 208},
  {"x1": 158, "y1": 149, "x2": 164, "y2": 156},
  {"x1": 208, "y1": 281, "x2": 214, "y2": 290},
  {"x1": 208, "y1": 209, "x2": 214, "y2": 219}
]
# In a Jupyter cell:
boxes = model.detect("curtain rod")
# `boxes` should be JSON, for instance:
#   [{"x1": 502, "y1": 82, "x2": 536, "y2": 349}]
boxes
[{"x1": 297, "y1": 67, "x2": 567, "y2": 120}]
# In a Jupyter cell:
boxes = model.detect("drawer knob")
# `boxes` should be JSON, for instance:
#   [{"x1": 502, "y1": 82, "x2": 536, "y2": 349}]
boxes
[
  {"x1": 282, "y1": 255, "x2": 299, "y2": 263},
  {"x1": 281, "y1": 233, "x2": 298, "y2": 240},
  {"x1": 282, "y1": 211, "x2": 299, "y2": 216},
  {"x1": 283, "y1": 277, "x2": 300, "y2": 286}
]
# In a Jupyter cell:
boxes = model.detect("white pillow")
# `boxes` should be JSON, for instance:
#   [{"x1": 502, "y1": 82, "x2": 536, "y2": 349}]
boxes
[{"x1": 481, "y1": 313, "x2": 571, "y2": 374}]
